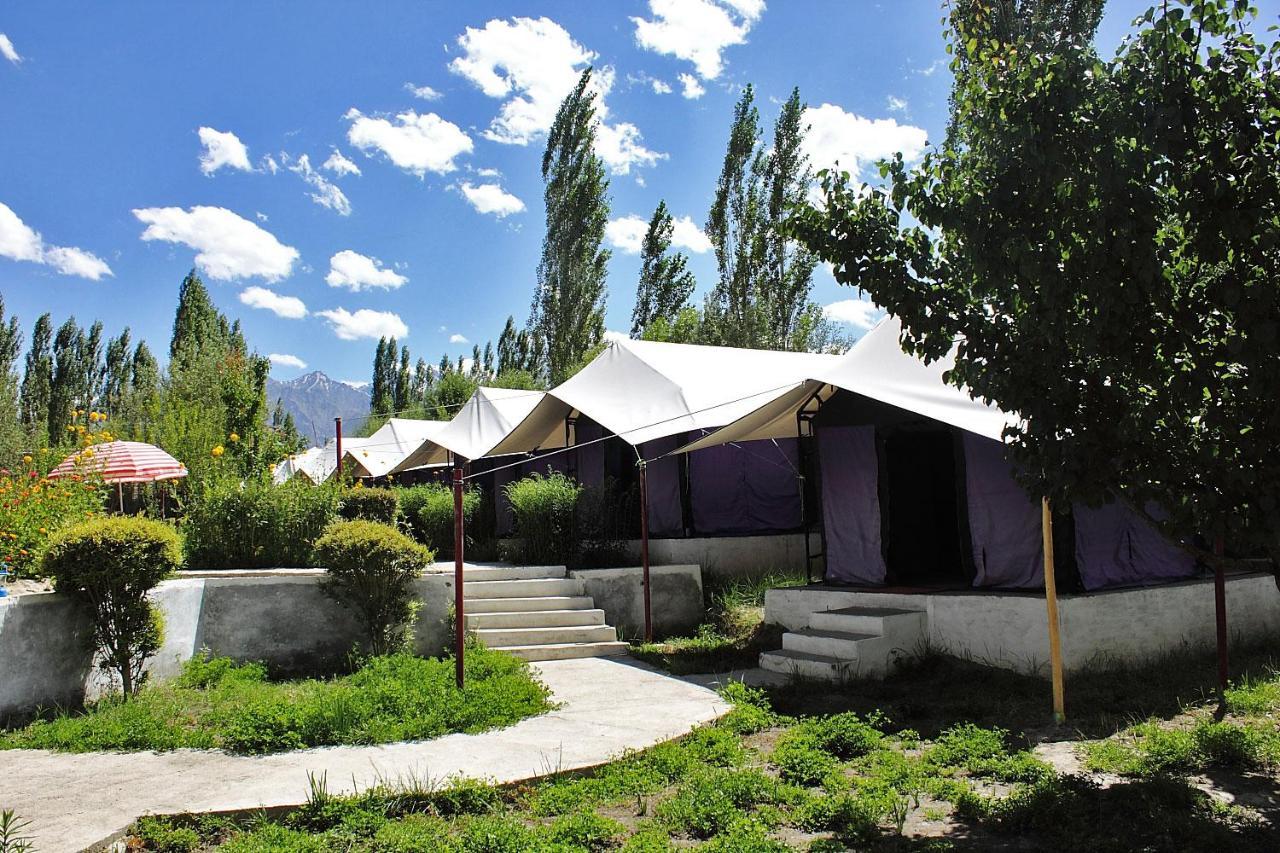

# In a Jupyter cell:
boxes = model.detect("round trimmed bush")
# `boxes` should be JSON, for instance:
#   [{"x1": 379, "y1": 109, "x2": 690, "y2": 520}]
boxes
[
  {"x1": 339, "y1": 486, "x2": 399, "y2": 525},
  {"x1": 314, "y1": 520, "x2": 434, "y2": 655},
  {"x1": 43, "y1": 516, "x2": 182, "y2": 698}
]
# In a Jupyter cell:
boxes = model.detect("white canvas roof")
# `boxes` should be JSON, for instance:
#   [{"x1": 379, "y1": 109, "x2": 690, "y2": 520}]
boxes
[
  {"x1": 487, "y1": 338, "x2": 840, "y2": 455},
  {"x1": 676, "y1": 316, "x2": 1019, "y2": 453},
  {"x1": 342, "y1": 417, "x2": 450, "y2": 478},
  {"x1": 389, "y1": 387, "x2": 550, "y2": 472}
]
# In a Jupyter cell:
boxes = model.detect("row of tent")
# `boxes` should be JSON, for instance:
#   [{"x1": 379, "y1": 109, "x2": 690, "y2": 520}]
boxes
[{"x1": 276, "y1": 317, "x2": 1200, "y2": 593}]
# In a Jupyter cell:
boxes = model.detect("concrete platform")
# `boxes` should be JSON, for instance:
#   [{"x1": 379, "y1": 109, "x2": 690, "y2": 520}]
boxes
[{"x1": 0, "y1": 657, "x2": 727, "y2": 853}]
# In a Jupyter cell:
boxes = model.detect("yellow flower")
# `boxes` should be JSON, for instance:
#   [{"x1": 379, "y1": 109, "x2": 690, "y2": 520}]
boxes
[
  {"x1": 22, "y1": 455, "x2": 32, "y2": 465},
  {"x1": 66, "y1": 425, "x2": 76, "y2": 433},
  {"x1": 229, "y1": 432, "x2": 240, "y2": 443},
  {"x1": 211, "y1": 445, "x2": 225, "y2": 458}
]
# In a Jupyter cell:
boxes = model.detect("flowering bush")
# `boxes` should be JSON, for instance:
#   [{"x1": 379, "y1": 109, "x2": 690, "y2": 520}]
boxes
[{"x1": 0, "y1": 448, "x2": 104, "y2": 579}]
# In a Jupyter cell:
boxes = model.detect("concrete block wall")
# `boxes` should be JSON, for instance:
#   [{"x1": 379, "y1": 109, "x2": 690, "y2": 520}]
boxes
[
  {"x1": 569, "y1": 564, "x2": 704, "y2": 641},
  {"x1": 621, "y1": 534, "x2": 808, "y2": 581}
]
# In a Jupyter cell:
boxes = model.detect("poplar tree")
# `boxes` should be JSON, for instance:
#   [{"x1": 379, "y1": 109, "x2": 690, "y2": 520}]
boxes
[
  {"x1": 48, "y1": 317, "x2": 82, "y2": 442},
  {"x1": 531, "y1": 68, "x2": 611, "y2": 384},
  {"x1": 394, "y1": 345, "x2": 411, "y2": 413},
  {"x1": 631, "y1": 200, "x2": 697, "y2": 338},
  {"x1": 20, "y1": 314, "x2": 52, "y2": 437},
  {"x1": 170, "y1": 269, "x2": 224, "y2": 371},
  {"x1": 102, "y1": 328, "x2": 133, "y2": 413},
  {"x1": 0, "y1": 297, "x2": 22, "y2": 461}
]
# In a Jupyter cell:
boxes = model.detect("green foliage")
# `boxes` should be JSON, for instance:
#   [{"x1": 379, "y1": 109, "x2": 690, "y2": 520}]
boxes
[
  {"x1": 183, "y1": 477, "x2": 343, "y2": 568},
  {"x1": 793, "y1": 790, "x2": 885, "y2": 842},
  {"x1": 1084, "y1": 717, "x2": 1279, "y2": 776},
  {"x1": 716, "y1": 681, "x2": 782, "y2": 735},
  {"x1": 339, "y1": 486, "x2": 399, "y2": 524},
  {"x1": 632, "y1": 200, "x2": 697, "y2": 338},
  {"x1": 399, "y1": 482, "x2": 480, "y2": 559},
  {"x1": 792, "y1": 0, "x2": 1280, "y2": 563},
  {"x1": 656, "y1": 767, "x2": 788, "y2": 838},
  {"x1": 132, "y1": 816, "x2": 201, "y2": 852},
  {"x1": 0, "y1": 809, "x2": 35, "y2": 853},
  {"x1": 545, "y1": 810, "x2": 624, "y2": 851},
  {"x1": 0, "y1": 458, "x2": 105, "y2": 578},
  {"x1": 504, "y1": 472, "x2": 582, "y2": 565},
  {"x1": 42, "y1": 515, "x2": 180, "y2": 697},
  {"x1": 314, "y1": 520, "x2": 433, "y2": 655},
  {"x1": 770, "y1": 735, "x2": 841, "y2": 786},
  {"x1": 925, "y1": 722, "x2": 1051, "y2": 782},
  {"x1": 3, "y1": 649, "x2": 552, "y2": 754}
]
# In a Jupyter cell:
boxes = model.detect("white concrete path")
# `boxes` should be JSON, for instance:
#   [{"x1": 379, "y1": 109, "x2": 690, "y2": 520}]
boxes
[{"x1": 2, "y1": 657, "x2": 727, "y2": 853}]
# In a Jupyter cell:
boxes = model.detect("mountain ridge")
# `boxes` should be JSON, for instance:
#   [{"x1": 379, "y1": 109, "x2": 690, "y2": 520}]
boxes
[{"x1": 267, "y1": 371, "x2": 370, "y2": 447}]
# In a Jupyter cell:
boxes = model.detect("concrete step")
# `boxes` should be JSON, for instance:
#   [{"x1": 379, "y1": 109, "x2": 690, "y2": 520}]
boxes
[
  {"x1": 464, "y1": 596, "x2": 597, "y2": 613},
  {"x1": 462, "y1": 565, "x2": 566, "y2": 582},
  {"x1": 465, "y1": 609, "x2": 607, "y2": 629},
  {"x1": 473, "y1": 624, "x2": 618, "y2": 647},
  {"x1": 494, "y1": 641, "x2": 630, "y2": 662},
  {"x1": 463, "y1": 577, "x2": 585, "y2": 599},
  {"x1": 781, "y1": 628, "x2": 883, "y2": 660},
  {"x1": 807, "y1": 606, "x2": 926, "y2": 638},
  {"x1": 760, "y1": 649, "x2": 858, "y2": 681}
]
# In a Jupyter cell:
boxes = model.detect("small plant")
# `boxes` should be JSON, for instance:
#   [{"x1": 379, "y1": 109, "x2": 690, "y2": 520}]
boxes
[
  {"x1": 43, "y1": 515, "x2": 181, "y2": 698},
  {"x1": 183, "y1": 476, "x2": 343, "y2": 568},
  {"x1": 315, "y1": 520, "x2": 433, "y2": 655},
  {"x1": 398, "y1": 482, "x2": 480, "y2": 559},
  {"x1": 131, "y1": 815, "x2": 201, "y2": 852},
  {"x1": 546, "y1": 809, "x2": 625, "y2": 850},
  {"x1": 339, "y1": 486, "x2": 399, "y2": 524},
  {"x1": 504, "y1": 471, "x2": 581, "y2": 564},
  {"x1": 0, "y1": 810, "x2": 35, "y2": 853}
]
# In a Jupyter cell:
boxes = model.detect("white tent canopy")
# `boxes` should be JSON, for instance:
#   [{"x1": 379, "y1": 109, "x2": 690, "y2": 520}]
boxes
[
  {"x1": 676, "y1": 316, "x2": 1020, "y2": 454},
  {"x1": 389, "y1": 387, "x2": 549, "y2": 473},
  {"x1": 343, "y1": 417, "x2": 451, "y2": 478},
  {"x1": 487, "y1": 338, "x2": 840, "y2": 456}
]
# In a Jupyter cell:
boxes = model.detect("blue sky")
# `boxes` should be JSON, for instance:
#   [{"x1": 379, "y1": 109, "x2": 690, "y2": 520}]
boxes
[{"x1": 2, "y1": 1, "x2": 1276, "y2": 385}]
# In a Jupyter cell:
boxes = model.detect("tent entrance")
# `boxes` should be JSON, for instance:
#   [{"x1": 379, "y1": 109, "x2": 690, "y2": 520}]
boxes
[{"x1": 882, "y1": 430, "x2": 965, "y2": 586}]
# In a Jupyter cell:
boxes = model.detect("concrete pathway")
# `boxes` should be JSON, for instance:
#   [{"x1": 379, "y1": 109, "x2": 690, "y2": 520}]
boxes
[{"x1": 2, "y1": 657, "x2": 727, "y2": 853}]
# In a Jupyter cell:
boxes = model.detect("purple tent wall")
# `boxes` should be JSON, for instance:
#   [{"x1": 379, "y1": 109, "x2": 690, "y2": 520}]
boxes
[
  {"x1": 640, "y1": 435, "x2": 684, "y2": 537},
  {"x1": 818, "y1": 425, "x2": 887, "y2": 584},
  {"x1": 573, "y1": 418, "x2": 606, "y2": 489},
  {"x1": 962, "y1": 434, "x2": 1044, "y2": 589},
  {"x1": 1073, "y1": 502, "x2": 1198, "y2": 591},
  {"x1": 689, "y1": 438, "x2": 802, "y2": 535},
  {"x1": 493, "y1": 461, "x2": 518, "y2": 536}
]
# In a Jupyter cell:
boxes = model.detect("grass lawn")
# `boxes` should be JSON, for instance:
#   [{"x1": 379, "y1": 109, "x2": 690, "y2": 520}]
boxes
[
  {"x1": 121, "y1": 661, "x2": 1280, "y2": 852},
  {"x1": 1, "y1": 647, "x2": 553, "y2": 754}
]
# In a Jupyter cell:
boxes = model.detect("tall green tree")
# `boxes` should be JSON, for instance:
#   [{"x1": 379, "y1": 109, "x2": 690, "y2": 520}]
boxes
[
  {"x1": 0, "y1": 297, "x2": 23, "y2": 462},
  {"x1": 20, "y1": 313, "x2": 52, "y2": 439},
  {"x1": 48, "y1": 317, "x2": 83, "y2": 443},
  {"x1": 631, "y1": 200, "x2": 697, "y2": 337},
  {"x1": 170, "y1": 269, "x2": 226, "y2": 371},
  {"x1": 369, "y1": 336, "x2": 397, "y2": 418},
  {"x1": 531, "y1": 68, "x2": 611, "y2": 384},
  {"x1": 101, "y1": 328, "x2": 133, "y2": 413},
  {"x1": 394, "y1": 345, "x2": 411, "y2": 413},
  {"x1": 791, "y1": 0, "x2": 1280, "y2": 565}
]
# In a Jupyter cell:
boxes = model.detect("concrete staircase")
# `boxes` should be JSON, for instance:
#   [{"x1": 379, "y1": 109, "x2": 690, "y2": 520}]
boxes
[
  {"x1": 760, "y1": 606, "x2": 927, "y2": 682},
  {"x1": 462, "y1": 565, "x2": 629, "y2": 662}
]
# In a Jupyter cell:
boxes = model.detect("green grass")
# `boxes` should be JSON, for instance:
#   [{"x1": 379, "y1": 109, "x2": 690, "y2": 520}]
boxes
[{"x1": 1, "y1": 648, "x2": 553, "y2": 754}]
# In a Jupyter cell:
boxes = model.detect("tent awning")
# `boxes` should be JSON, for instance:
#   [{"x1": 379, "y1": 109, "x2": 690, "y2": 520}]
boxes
[
  {"x1": 343, "y1": 417, "x2": 450, "y2": 478},
  {"x1": 388, "y1": 387, "x2": 551, "y2": 473}
]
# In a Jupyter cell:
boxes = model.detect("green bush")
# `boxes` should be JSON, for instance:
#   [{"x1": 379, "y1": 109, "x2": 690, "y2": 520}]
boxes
[
  {"x1": 545, "y1": 810, "x2": 625, "y2": 851},
  {"x1": 574, "y1": 477, "x2": 638, "y2": 567},
  {"x1": 43, "y1": 516, "x2": 181, "y2": 698},
  {"x1": 504, "y1": 472, "x2": 581, "y2": 565},
  {"x1": 132, "y1": 816, "x2": 201, "y2": 852},
  {"x1": 315, "y1": 520, "x2": 433, "y2": 655},
  {"x1": 770, "y1": 734, "x2": 841, "y2": 786},
  {"x1": 339, "y1": 486, "x2": 399, "y2": 524},
  {"x1": 183, "y1": 477, "x2": 342, "y2": 568},
  {"x1": 656, "y1": 768, "x2": 783, "y2": 839},
  {"x1": 398, "y1": 483, "x2": 480, "y2": 560}
]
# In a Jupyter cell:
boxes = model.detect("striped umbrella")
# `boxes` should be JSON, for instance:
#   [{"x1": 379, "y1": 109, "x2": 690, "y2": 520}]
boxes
[{"x1": 47, "y1": 440, "x2": 187, "y2": 484}]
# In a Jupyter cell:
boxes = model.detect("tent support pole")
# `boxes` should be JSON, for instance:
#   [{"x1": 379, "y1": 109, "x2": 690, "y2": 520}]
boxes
[
  {"x1": 454, "y1": 457, "x2": 466, "y2": 690},
  {"x1": 1041, "y1": 498, "x2": 1065, "y2": 724},
  {"x1": 118, "y1": 483, "x2": 124, "y2": 514},
  {"x1": 639, "y1": 459, "x2": 652, "y2": 643},
  {"x1": 1214, "y1": 536, "x2": 1228, "y2": 717},
  {"x1": 334, "y1": 417, "x2": 343, "y2": 479}
]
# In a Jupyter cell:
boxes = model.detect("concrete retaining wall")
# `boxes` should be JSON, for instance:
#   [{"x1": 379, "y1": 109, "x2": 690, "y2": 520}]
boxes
[
  {"x1": 569, "y1": 564, "x2": 704, "y2": 641},
  {"x1": 766, "y1": 573, "x2": 1280, "y2": 677},
  {"x1": 621, "y1": 534, "x2": 808, "y2": 581}
]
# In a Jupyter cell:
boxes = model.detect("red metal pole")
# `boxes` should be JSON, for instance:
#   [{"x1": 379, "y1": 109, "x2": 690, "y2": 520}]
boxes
[
  {"x1": 1214, "y1": 536, "x2": 1228, "y2": 710},
  {"x1": 454, "y1": 458, "x2": 466, "y2": 690},
  {"x1": 639, "y1": 460, "x2": 652, "y2": 643},
  {"x1": 334, "y1": 417, "x2": 343, "y2": 478}
]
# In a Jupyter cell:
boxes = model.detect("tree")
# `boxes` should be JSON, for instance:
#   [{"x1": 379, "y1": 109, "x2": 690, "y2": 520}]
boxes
[
  {"x1": 170, "y1": 269, "x2": 225, "y2": 371},
  {"x1": 410, "y1": 357, "x2": 430, "y2": 404},
  {"x1": 394, "y1": 345, "x2": 411, "y2": 413},
  {"x1": 631, "y1": 200, "x2": 697, "y2": 337},
  {"x1": 48, "y1": 317, "x2": 83, "y2": 443},
  {"x1": 130, "y1": 342, "x2": 159, "y2": 410},
  {"x1": 790, "y1": 0, "x2": 1280, "y2": 566},
  {"x1": 531, "y1": 68, "x2": 611, "y2": 384},
  {"x1": 369, "y1": 336, "x2": 398, "y2": 419},
  {"x1": 0, "y1": 296, "x2": 23, "y2": 462},
  {"x1": 101, "y1": 328, "x2": 133, "y2": 414},
  {"x1": 19, "y1": 314, "x2": 52, "y2": 439}
]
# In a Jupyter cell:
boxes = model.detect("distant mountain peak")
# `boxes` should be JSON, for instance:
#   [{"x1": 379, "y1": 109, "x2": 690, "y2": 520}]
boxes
[{"x1": 266, "y1": 370, "x2": 371, "y2": 447}]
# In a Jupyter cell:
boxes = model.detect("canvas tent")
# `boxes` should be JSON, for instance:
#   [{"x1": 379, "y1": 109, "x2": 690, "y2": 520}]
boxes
[
  {"x1": 389, "y1": 387, "x2": 551, "y2": 473},
  {"x1": 342, "y1": 417, "x2": 451, "y2": 479},
  {"x1": 678, "y1": 317, "x2": 1197, "y2": 592}
]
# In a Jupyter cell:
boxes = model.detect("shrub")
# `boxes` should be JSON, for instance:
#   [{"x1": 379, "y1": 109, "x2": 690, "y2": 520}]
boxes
[
  {"x1": 574, "y1": 477, "x2": 637, "y2": 567},
  {"x1": 545, "y1": 810, "x2": 625, "y2": 851},
  {"x1": 504, "y1": 472, "x2": 581, "y2": 564},
  {"x1": 399, "y1": 483, "x2": 480, "y2": 560},
  {"x1": 0, "y1": 460, "x2": 104, "y2": 578},
  {"x1": 339, "y1": 486, "x2": 399, "y2": 524},
  {"x1": 183, "y1": 477, "x2": 342, "y2": 568},
  {"x1": 315, "y1": 520, "x2": 433, "y2": 655},
  {"x1": 657, "y1": 768, "x2": 782, "y2": 838},
  {"x1": 43, "y1": 516, "x2": 181, "y2": 698},
  {"x1": 771, "y1": 734, "x2": 841, "y2": 786},
  {"x1": 131, "y1": 816, "x2": 201, "y2": 852}
]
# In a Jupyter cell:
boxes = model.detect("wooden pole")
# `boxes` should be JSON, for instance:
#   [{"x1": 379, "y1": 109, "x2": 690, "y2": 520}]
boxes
[
  {"x1": 638, "y1": 460, "x2": 653, "y2": 643},
  {"x1": 453, "y1": 458, "x2": 466, "y2": 690},
  {"x1": 1041, "y1": 497, "x2": 1066, "y2": 724},
  {"x1": 334, "y1": 417, "x2": 343, "y2": 479},
  {"x1": 1214, "y1": 536, "x2": 1228, "y2": 714}
]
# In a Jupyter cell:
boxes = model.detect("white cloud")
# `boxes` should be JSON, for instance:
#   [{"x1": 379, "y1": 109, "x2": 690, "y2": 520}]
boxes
[
  {"x1": 133, "y1": 205, "x2": 298, "y2": 281},
  {"x1": 404, "y1": 82, "x2": 442, "y2": 101},
  {"x1": 914, "y1": 58, "x2": 945, "y2": 77},
  {"x1": 606, "y1": 213, "x2": 711, "y2": 255},
  {"x1": 269, "y1": 353, "x2": 307, "y2": 370},
  {"x1": 239, "y1": 286, "x2": 308, "y2": 319},
  {"x1": 325, "y1": 249, "x2": 407, "y2": 291},
  {"x1": 197, "y1": 127, "x2": 252, "y2": 175},
  {"x1": 801, "y1": 103, "x2": 928, "y2": 175},
  {"x1": 459, "y1": 182, "x2": 525, "y2": 218},
  {"x1": 886, "y1": 96, "x2": 908, "y2": 114},
  {"x1": 317, "y1": 307, "x2": 408, "y2": 341},
  {"x1": 289, "y1": 154, "x2": 351, "y2": 216},
  {"x1": 0, "y1": 202, "x2": 113, "y2": 280},
  {"x1": 678, "y1": 73, "x2": 706, "y2": 99},
  {"x1": 341, "y1": 379, "x2": 369, "y2": 390},
  {"x1": 476, "y1": 167, "x2": 502, "y2": 178},
  {"x1": 823, "y1": 294, "x2": 884, "y2": 331},
  {"x1": 631, "y1": 0, "x2": 762, "y2": 80},
  {"x1": 0, "y1": 33, "x2": 22, "y2": 65},
  {"x1": 450, "y1": 17, "x2": 663, "y2": 175},
  {"x1": 603, "y1": 329, "x2": 629, "y2": 343},
  {"x1": 346, "y1": 108, "x2": 472, "y2": 176},
  {"x1": 651, "y1": 79, "x2": 672, "y2": 95},
  {"x1": 449, "y1": 333, "x2": 469, "y2": 344},
  {"x1": 261, "y1": 154, "x2": 280, "y2": 174},
  {"x1": 321, "y1": 149, "x2": 361, "y2": 177}
]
